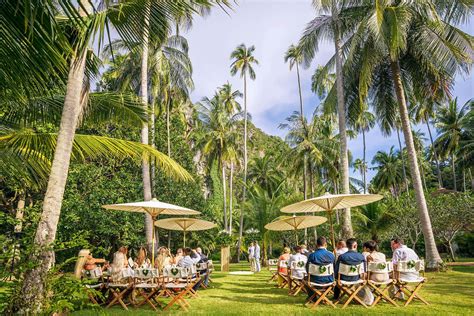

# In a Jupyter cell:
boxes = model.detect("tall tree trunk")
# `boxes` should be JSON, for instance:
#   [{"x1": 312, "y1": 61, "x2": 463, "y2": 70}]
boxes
[
  {"x1": 16, "y1": 46, "x2": 88, "y2": 313},
  {"x1": 297, "y1": 63, "x2": 307, "y2": 200},
  {"x1": 334, "y1": 28, "x2": 353, "y2": 238},
  {"x1": 463, "y1": 168, "x2": 466, "y2": 192},
  {"x1": 451, "y1": 154, "x2": 457, "y2": 191},
  {"x1": 229, "y1": 161, "x2": 234, "y2": 234},
  {"x1": 425, "y1": 117, "x2": 443, "y2": 188},
  {"x1": 150, "y1": 98, "x2": 156, "y2": 192},
  {"x1": 362, "y1": 128, "x2": 367, "y2": 193},
  {"x1": 390, "y1": 60, "x2": 442, "y2": 268},
  {"x1": 470, "y1": 168, "x2": 474, "y2": 190},
  {"x1": 141, "y1": 5, "x2": 153, "y2": 249},
  {"x1": 166, "y1": 88, "x2": 171, "y2": 156},
  {"x1": 396, "y1": 128, "x2": 410, "y2": 195},
  {"x1": 238, "y1": 72, "x2": 248, "y2": 262},
  {"x1": 14, "y1": 193, "x2": 25, "y2": 234},
  {"x1": 222, "y1": 163, "x2": 228, "y2": 232}
]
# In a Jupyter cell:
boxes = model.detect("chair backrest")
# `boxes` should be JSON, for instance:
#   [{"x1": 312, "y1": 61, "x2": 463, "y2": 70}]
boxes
[
  {"x1": 308, "y1": 263, "x2": 334, "y2": 277},
  {"x1": 163, "y1": 265, "x2": 186, "y2": 279},
  {"x1": 196, "y1": 262, "x2": 208, "y2": 270},
  {"x1": 279, "y1": 260, "x2": 289, "y2": 268},
  {"x1": 134, "y1": 268, "x2": 159, "y2": 280},
  {"x1": 396, "y1": 259, "x2": 424, "y2": 273},
  {"x1": 339, "y1": 263, "x2": 365, "y2": 276},
  {"x1": 367, "y1": 261, "x2": 393, "y2": 273},
  {"x1": 82, "y1": 267, "x2": 103, "y2": 280},
  {"x1": 268, "y1": 259, "x2": 278, "y2": 266},
  {"x1": 290, "y1": 260, "x2": 306, "y2": 270}
]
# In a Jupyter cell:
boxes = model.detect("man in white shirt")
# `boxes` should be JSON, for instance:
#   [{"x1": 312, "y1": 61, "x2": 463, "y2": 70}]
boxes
[
  {"x1": 391, "y1": 237, "x2": 420, "y2": 280},
  {"x1": 178, "y1": 248, "x2": 200, "y2": 268},
  {"x1": 288, "y1": 246, "x2": 307, "y2": 279},
  {"x1": 248, "y1": 242, "x2": 256, "y2": 272}
]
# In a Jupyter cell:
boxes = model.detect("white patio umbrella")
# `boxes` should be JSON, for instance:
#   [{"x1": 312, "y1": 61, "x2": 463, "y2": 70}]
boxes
[
  {"x1": 102, "y1": 198, "x2": 200, "y2": 265},
  {"x1": 280, "y1": 193, "x2": 383, "y2": 251},
  {"x1": 154, "y1": 217, "x2": 217, "y2": 247},
  {"x1": 264, "y1": 215, "x2": 327, "y2": 245}
]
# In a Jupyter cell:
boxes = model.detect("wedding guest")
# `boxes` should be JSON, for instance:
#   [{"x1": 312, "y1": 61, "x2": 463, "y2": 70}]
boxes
[
  {"x1": 305, "y1": 237, "x2": 335, "y2": 301},
  {"x1": 254, "y1": 241, "x2": 261, "y2": 272},
  {"x1": 288, "y1": 246, "x2": 307, "y2": 279},
  {"x1": 277, "y1": 247, "x2": 291, "y2": 287},
  {"x1": 363, "y1": 240, "x2": 389, "y2": 282},
  {"x1": 134, "y1": 246, "x2": 151, "y2": 269},
  {"x1": 155, "y1": 247, "x2": 172, "y2": 272},
  {"x1": 336, "y1": 240, "x2": 348, "y2": 256},
  {"x1": 74, "y1": 249, "x2": 107, "y2": 279},
  {"x1": 334, "y1": 239, "x2": 366, "y2": 300}
]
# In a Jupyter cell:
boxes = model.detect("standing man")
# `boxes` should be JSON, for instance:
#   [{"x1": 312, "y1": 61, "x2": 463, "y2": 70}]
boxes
[
  {"x1": 248, "y1": 242, "x2": 255, "y2": 272},
  {"x1": 254, "y1": 241, "x2": 261, "y2": 272}
]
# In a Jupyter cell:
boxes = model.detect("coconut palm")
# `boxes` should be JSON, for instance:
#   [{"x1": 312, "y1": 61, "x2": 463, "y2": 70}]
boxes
[
  {"x1": 371, "y1": 147, "x2": 405, "y2": 196},
  {"x1": 345, "y1": 0, "x2": 473, "y2": 267},
  {"x1": 353, "y1": 158, "x2": 367, "y2": 193},
  {"x1": 435, "y1": 98, "x2": 469, "y2": 191},
  {"x1": 230, "y1": 43, "x2": 258, "y2": 259},
  {"x1": 354, "y1": 202, "x2": 394, "y2": 243},
  {"x1": 351, "y1": 105, "x2": 375, "y2": 193},
  {"x1": 298, "y1": 0, "x2": 366, "y2": 238}
]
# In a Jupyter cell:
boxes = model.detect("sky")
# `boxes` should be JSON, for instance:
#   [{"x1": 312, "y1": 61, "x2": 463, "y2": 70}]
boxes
[{"x1": 183, "y1": 0, "x2": 474, "y2": 181}]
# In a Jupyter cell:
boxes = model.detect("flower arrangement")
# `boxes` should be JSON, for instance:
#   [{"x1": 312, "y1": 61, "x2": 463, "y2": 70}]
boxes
[
  {"x1": 319, "y1": 266, "x2": 327, "y2": 274},
  {"x1": 377, "y1": 262, "x2": 387, "y2": 270}
]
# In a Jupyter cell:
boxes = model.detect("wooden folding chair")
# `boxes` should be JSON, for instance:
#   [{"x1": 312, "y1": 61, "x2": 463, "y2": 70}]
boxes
[
  {"x1": 180, "y1": 265, "x2": 200, "y2": 298},
  {"x1": 161, "y1": 266, "x2": 193, "y2": 311},
  {"x1": 304, "y1": 263, "x2": 336, "y2": 309},
  {"x1": 106, "y1": 268, "x2": 134, "y2": 310},
  {"x1": 81, "y1": 268, "x2": 107, "y2": 305},
  {"x1": 288, "y1": 260, "x2": 307, "y2": 296},
  {"x1": 267, "y1": 259, "x2": 279, "y2": 283},
  {"x1": 277, "y1": 259, "x2": 290, "y2": 288},
  {"x1": 336, "y1": 262, "x2": 368, "y2": 308},
  {"x1": 132, "y1": 268, "x2": 163, "y2": 311},
  {"x1": 366, "y1": 261, "x2": 397, "y2": 307},
  {"x1": 394, "y1": 260, "x2": 429, "y2": 306},
  {"x1": 196, "y1": 261, "x2": 209, "y2": 289}
]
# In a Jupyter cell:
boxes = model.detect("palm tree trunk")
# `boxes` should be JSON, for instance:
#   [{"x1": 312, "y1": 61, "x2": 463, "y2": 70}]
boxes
[
  {"x1": 470, "y1": 168, "x2": 474, "y2": 190},
  {"x1": 167, "y1": 88, "x2": 171, "y2": 156},
  {"x1": 229, "y1": 161, "x2": 234, "y2": 234},
  {"x1": 425, "y1": 117, "x2": 443, "y2": 188},
  {"x1": 222, "y1": 163, "x2": 228, "y2": 232},
  {"x1": 238, "y1": 72, "x2": 248, "y2": 261},
  {"x1": 297, "y1": 63, "x2": 308, "y2": 200},
  {"x1": 390, "y1": 60, "x2": 442, "y2": 268},
  {"x1": 396, "y1": 128, "x2": 410, "y2": 195},
  {"x1": 451, "y1": 154, "x2": 457, "y2": 191},
  {"x1": 141, "y1": 5, "x2": 153, "y2": 249},
  {"x1": 362, "y1": 129, "x2": 367, "y2": 193},
  {"x1": 150, "y1": 98, "x2": 156, "y2": 192},
  {"x1": 334, "y1": 28, "x2": 353, "y2": 239},
  {"x1": 16, "y1": 47, "x2": 88, "y2": 313}
]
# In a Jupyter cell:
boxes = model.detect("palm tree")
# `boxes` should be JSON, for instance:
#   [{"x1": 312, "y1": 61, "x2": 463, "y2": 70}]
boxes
[
  {"x1": 371, "y1": 147, "x2": 405, "y2": 196},
  {"x1": 351, "y1": 105, "x2": 375, "y2": 193},
  {"x1": 435, "y1": 98, "x2": 469, "y2": 191},
  {"x1": 353, "y1": 158, "x2": 367, "y2": 193},
  {"x1": 354, "y1": 202, "x2": 394, "y2": 243},
  {"x1": 345, "y1": 1, "x2": 472, "y2": 267},
  {"x1": 298, "y1": 0, "x2": 364, "y2": 238},
  {"x1": 230, "y1": 43, "x2": 258, "y2": 259}
]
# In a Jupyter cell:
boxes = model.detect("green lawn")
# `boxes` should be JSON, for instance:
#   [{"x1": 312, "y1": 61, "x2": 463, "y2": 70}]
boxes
[{"x1": 73, "y1": 263, "x2": 474, "y2": 315}]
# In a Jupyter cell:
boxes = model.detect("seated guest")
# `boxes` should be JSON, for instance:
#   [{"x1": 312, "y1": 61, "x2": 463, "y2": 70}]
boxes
[
  {"x1": 155, "y1": 247, "x2": 172, "y2": 272},
  {"x1": 336, "y1": 240, "x2": 348, "y2": 256},
  {"x1": 289, "y1": 246, "x2": 308, "y2": 279},
  {"x1": 391, "y1": 237, "x2": 420, "y2": 281},
  {"x1": 173, "y1": 248, "x2": 184, "y2": 265},
  {"x1": 300, "y1": 244, "x2": 309, "y2": 257},
  {"x1": 277, "y1": 247, "x2": 291, "y2": 287},
  {"x1": 134, "y1": 246, "x2": 151, "y2": 269},
  {"x1": 177, "y1": 248, "x2": 195, "y2": 268},
  {"x1": 74, "y1": 249, "x2": 108, "y2": 279},
  {"x1": 191, "y1": 249, "x2": 201, "y2": 264},
  {"x1": 333, "y1": 238, "x2": 365, "y2": 300},
  {"x1": 363, "y1": 240, "x2": 389, "y2": 282},
  {"x1": 110, "y1": 246, "x2": 130, "y2": 281},
  {"x1": 305, "y1": 237, "x2": 335, "y2": 300}
]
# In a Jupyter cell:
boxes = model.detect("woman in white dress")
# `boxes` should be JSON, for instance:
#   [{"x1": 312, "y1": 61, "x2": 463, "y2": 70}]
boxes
[{"x1": 110, "y1": 246, "x2": 129, "y2": 281}]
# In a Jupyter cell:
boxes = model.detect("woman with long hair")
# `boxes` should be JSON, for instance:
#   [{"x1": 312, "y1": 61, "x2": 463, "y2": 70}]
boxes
[
  {"x1": 74, "y1": 249, "x2": 107, "y2": 279},
  {"x1": 155, "y1": 247, "x2": 172, "y2": 272},
  {"x1": 134, "y1": 246, "x2": 151, "y2": 269}
]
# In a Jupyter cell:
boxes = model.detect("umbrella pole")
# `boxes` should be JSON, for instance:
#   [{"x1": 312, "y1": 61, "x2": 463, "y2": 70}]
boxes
[
  {"x1": 152, "y1": 215, "x2": 156, "y2": 267},
  {"x1": 328, "y1": 210, "x2": 336, "y2": 254},
  {"x1": 295, "y1": 228, "x2": 298, "y2": 246},
  {"x1": 183, "y1": 231, "x2": 186, "y2": 248}
]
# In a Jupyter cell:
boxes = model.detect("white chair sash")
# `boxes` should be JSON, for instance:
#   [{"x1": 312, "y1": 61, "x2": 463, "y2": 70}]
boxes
[
  {"x1": 196, "y1": 262, "x2": 208, "y2": 270},
  {"x1": 279, "y1": 260, "x2": 289, "y2": 268},
  {"x1": 134, "y1": 268, "x2": 159, "y2": 279},
  {"x1": 308, "y1": 263, "x2": 333, "y2": 277},
  {"x1": 367, "y1": 261, "x2": 393, "y2": 273},
  {"x1": 268, "y1": 259, "x2": 278, "y2": 266},
  {"x1": 290, "y1": 260, "x2": 306, "y2": 270},
  {"x1": 339, "y1": 263, "x2": 364, "y2": 276},
  {"x1": 397, "y1": 260, "x2": 424, "y2": 272}
]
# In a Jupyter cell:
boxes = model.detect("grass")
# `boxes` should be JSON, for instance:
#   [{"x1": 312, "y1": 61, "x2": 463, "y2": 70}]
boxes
[{"x1": 72, "y1": 262, "x2": 474, "y2": 315}]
